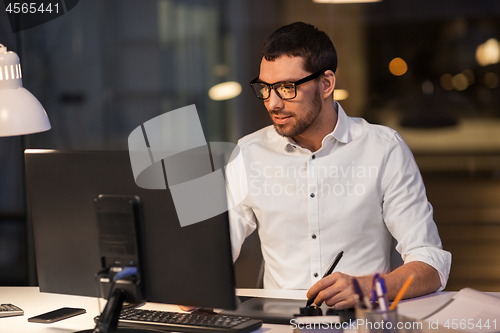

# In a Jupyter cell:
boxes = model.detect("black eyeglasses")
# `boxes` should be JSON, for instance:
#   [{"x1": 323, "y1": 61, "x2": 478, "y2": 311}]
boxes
[{"x1": 249, "y1": 70, "x2": 324, "y2": 100}]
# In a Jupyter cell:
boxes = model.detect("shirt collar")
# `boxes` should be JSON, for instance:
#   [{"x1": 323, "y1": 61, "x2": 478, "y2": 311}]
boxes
[
  {"x1": 329, "y1": 101, "x2": 350, "y2": 144},
  {"x1": 279, "y1": 101, "x2": 351, "y2": 152}
]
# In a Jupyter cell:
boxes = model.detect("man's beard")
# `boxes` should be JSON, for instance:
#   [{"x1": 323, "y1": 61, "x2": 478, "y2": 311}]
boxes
[{"x1": 272, "y1": 88, "x2": 322, "y2": 138}]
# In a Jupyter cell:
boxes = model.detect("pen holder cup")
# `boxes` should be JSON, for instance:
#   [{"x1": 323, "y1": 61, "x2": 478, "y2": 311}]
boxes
[{"x1": 355, "y1": 307, "x2": 398, "y2": 333}]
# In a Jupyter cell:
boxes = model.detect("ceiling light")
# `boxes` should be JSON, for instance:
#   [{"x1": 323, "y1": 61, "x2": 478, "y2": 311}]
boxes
[{"x1": 208, "y1": 81, "x2": 242, "y2": 101}]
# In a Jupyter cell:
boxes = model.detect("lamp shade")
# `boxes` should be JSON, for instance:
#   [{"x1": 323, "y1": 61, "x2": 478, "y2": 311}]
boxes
[{"x1": 0, "y1": 44, "x2": 50, "y2": 137}]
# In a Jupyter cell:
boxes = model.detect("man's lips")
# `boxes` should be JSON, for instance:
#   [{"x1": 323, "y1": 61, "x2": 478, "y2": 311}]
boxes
[{"x1": 272, "y1": 114, "x2": 293, "y2": 125}]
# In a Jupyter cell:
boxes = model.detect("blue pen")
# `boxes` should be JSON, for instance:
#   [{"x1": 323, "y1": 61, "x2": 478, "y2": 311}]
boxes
[
  {"x1": 352, "y1": 278, "x2": 365, "y2": 308},
  {"x1": 379, "y1": 278, "x2": 389, "y2": 309},
  {"x1": 375, "y1": 278, "x2": 389, "y2": 311}
]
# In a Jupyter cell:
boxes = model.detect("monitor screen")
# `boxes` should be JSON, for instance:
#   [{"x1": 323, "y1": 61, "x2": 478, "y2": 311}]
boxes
[{"x1": 24, "y1": 149, "x2": 237, "y2": 310}]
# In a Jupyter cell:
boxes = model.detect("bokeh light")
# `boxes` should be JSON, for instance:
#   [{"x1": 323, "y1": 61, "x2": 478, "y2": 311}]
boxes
[
  {"x1": 422, "y1": 80, "x2": 434, "y2": 95},
  {"x1": 208, "y1": 81, "x2": 242, "y2": 101},
  {"x1": 389, "y1": 57, "x2": 408, "y2": 76},
  {"x1": 452, "y1": 73, "x2": 469, "y2": 91},
  {"x1": 476, "y1": 38, "x2": 500, "y2": 66},
  {"x1": 334, "y1": 89, "x2": 349, "y2": 101},
  {"x1": 440, "y1": 74, "x2": 453, "y2": 91}
]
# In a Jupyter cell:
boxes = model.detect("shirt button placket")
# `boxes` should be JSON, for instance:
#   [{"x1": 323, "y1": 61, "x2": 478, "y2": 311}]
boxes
[{"x1": 308, "y1": 153, "x2": 321, "y2": 284}]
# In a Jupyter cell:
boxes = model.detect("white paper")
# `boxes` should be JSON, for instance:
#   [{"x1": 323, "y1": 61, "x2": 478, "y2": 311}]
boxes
[{"x1": 424, "y1": 288, "x2": 500, "y2": 333}]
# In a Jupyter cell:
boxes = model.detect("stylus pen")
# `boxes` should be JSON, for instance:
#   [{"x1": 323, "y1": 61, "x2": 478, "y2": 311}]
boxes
[{"x1": 306, "y1": 251, "x2": 344, "y2": 307}]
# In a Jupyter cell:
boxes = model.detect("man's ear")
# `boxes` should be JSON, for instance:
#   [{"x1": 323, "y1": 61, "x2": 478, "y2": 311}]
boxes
[{"x1": 321, "y1": 70, "x2": 336, "y2": 99}]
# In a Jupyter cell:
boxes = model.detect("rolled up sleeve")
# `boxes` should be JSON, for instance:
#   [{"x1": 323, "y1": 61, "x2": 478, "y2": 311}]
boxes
[{"x1": 381, "y1": 133, "x2": 452, "y2": 290}]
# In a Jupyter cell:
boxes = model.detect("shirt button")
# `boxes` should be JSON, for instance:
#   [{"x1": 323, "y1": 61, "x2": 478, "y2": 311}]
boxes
[
  {"x1": 312, "y1": 155, "x2": 316, "y2": 159},
  {"x1": 314, "y1": 273, "x2": 319, "y2": 278},
  {"x1": 312, "y1": 234, "x2": 317, "y2": 239},
  {"x1": 310, "y1": 193, "x2": 315, "y2": 198}
]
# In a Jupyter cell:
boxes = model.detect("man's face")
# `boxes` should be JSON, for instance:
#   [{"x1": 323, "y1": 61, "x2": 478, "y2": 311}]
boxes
[{"x1": 259, "y1": 56, "x2": 323, "y2": 138}]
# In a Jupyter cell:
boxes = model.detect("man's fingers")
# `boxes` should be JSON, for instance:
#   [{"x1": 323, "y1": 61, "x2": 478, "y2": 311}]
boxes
[
  {"x1": 329, "y1": 298, "x2": 355, "y2": 310},
  {"x1": 324, "y1": 287, "x2": 355, "y2": 307},
  {"x1": 178, "y1": 305, "x2": 199, "y2": 312},
  {"x1": 307, "y1": 272, "x2": 356, "y2": 308},
  {"x1": 307, "y1": 272, "x2": 340, "y2": 300},
  {"x1": 314, "y1": 286, "x2": 341, "y2": 306}
]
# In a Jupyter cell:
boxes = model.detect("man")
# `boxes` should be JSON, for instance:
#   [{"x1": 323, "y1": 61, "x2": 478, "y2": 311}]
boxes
[{"x1": 226, "y1": 22, "x2": 451, "y2": 310}]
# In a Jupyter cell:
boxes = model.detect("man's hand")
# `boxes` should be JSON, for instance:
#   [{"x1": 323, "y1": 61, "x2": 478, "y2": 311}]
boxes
[
  {"x1": 306, "y1": 272, "x2": 370, "y2": 310},
  {"x1": 306, "y1": 262, "x2": 442, "y2": 310},
  {"x1": 178, "y1": 305, "x2": 199, "y2": 312}
]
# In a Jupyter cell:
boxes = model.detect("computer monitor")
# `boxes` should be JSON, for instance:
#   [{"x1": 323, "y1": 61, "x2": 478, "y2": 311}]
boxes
[{"x1": 24, "y1": 150, "x2": 237, "y2": 314}]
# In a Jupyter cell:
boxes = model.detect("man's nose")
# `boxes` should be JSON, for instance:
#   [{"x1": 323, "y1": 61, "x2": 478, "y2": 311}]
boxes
[{"x1": 265, "y1": 88, "x2": 284, "y2": 110}]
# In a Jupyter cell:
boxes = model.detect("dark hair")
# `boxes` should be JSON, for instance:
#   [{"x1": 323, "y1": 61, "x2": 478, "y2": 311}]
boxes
[{"x1": 262, "y1": 22, "x2": 337, "y2": 74}]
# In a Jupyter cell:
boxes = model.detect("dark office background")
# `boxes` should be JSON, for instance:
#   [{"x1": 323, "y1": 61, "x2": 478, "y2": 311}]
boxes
[{"x1": 1, "y1": 0, "x2": 500, "y2": 290}]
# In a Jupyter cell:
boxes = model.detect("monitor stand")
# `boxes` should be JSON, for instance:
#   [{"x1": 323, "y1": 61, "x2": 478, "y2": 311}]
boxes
[{"x1": 75, "y1": 289, "x2": 161, "y2": 333}]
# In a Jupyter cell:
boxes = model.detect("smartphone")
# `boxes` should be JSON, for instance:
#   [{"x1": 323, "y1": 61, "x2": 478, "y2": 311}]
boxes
[{"x1": 27, "y1": 307, "x2": 86, "y2": 323}]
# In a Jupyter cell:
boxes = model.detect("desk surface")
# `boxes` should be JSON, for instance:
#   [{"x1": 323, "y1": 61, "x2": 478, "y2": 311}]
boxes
[
  {"x1": 1, "y1": 287, "x2": 303, "y2": 333},
  {"x1": 0, "y1": 287, "x2": 471, "y2": 333}
]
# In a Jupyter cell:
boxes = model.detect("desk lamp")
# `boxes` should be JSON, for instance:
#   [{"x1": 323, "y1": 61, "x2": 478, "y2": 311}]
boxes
[
  {"x1": 0, "y1": 43, "x2": 50, "y2": 307},
  {"x1": 0, "y1": 44, "x2": 51, "y2": 136}
]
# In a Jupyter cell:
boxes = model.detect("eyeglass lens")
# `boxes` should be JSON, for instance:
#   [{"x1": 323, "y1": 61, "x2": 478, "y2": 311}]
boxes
[{"x1": 252, "y1": 82, "x2": 296, "y2": 100}]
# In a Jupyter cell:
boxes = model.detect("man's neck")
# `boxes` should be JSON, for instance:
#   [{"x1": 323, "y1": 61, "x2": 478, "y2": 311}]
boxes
[{"x1": 292, "y1": 101, "x2": 338, "y2": 152}]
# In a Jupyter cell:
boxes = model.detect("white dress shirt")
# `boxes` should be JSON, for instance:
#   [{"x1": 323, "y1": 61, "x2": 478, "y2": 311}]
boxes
[{"x1": 226, "y1": 102, "x2": 451, "y2": 290}]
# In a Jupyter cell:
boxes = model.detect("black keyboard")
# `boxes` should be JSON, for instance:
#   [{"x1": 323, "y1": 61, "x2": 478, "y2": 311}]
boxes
[{"x1": 118, "y1": 308, "x2": 263, "y2": 333}]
